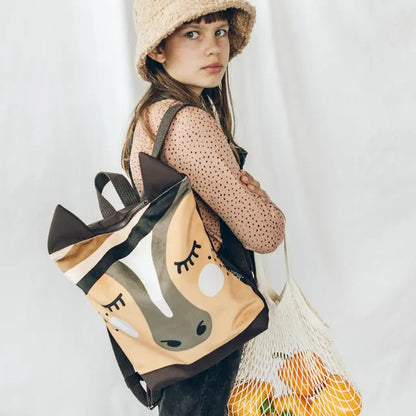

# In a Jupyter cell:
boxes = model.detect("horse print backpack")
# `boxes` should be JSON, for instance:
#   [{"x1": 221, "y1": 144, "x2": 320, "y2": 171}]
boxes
[{"x1": 47, "y1": 103, "x2": 269, "y2": 409}]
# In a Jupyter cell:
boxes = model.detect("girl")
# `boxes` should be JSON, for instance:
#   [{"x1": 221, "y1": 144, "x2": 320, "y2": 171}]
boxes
[{"x1": 121, "y1": 1, "x2": 285, "y2": 414}]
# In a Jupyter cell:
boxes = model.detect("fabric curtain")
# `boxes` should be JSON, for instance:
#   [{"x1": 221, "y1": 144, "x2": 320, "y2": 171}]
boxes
[{"x1": 1, "y1": 0, "x2": 414, "y2": 414}]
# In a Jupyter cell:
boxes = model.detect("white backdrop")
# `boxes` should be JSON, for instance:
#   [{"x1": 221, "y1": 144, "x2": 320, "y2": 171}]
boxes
[{"x1": 1, "y1": 0, "x2": 415, "y2": 415}]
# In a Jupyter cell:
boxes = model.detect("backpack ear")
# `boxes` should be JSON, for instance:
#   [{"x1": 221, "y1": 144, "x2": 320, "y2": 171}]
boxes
[
  {"x1": 139, "y1": 152, "x2": 186, "y2": 201},
  {"x1": 47, "y1": 204, "x2": 94, "y2": 254}
]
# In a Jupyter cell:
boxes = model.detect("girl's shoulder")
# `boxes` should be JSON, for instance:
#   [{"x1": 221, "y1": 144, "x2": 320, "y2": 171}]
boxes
[
  {"x1": 145, "y1": 98, "x2": 181, "y2": 136},
  {"x1": 147, "y1": 98, "x2": 218, "y2": 134},
  {"x1": 150, "y1": 97, "x2": 182, "y2": 109},
  {"x1": 147, "y1": 98, "x2": 181, "y2": 120},
  {"x1": 148, "y1": 97, "x2": 200, "y2": 116}
]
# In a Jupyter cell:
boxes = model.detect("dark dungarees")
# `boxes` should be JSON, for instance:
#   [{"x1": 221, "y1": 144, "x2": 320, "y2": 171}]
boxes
[{"x1": 156, "y1": 146, "x2": 259, "y2": 416}]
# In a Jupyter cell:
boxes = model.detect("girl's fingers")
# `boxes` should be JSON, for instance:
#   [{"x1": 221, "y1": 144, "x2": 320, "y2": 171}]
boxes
[
  {"x1": 240, "y1": 171, "x2": 260, "y2": 188},
  {"x1": 247, "y1": 183, "x2": 261, "y2": 194},
  {"x1": 262, "y1": 191, "x2": 271, "y2": 203},
  {"x1": 240, "y1": 170, "x2": 271, "y2": 202},
  {"x1": 241, "y1": 171, "x2": 260, "y2": 188},
  {"x1": 242, "y1": 173, "x2": 262, "y2": 194},
  {"x1": 247, "y1": 183, "x2": 269, "y2": 200}
]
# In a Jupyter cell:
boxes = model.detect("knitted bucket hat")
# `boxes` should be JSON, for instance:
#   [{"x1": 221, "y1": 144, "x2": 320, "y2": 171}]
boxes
[{"x1": 133, "y1": 0, "x2": 256, "y2": 82}]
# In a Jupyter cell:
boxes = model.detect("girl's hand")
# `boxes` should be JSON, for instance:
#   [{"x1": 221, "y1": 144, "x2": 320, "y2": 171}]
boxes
[{"x1": 239, "y1": 169, "x2": 271, "y2": 203}]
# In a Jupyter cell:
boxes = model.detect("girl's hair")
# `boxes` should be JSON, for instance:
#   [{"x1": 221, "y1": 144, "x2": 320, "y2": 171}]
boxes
[{"x1": 121, "y1": 8, "x2": 242, "y2": 175}]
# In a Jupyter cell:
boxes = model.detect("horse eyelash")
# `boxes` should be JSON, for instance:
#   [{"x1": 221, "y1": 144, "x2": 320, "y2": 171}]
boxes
[
  {"x1": 102, "y1": 293, "x2": 126, "y2": 312},
  {"x1": 174, "y1": 240, "x2": 202, "y2": 274}
]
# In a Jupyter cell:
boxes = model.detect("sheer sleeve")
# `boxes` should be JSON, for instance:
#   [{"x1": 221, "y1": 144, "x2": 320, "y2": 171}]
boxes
[{"x1": 159, "y1": 104, "x2": 285, "y2": 254}]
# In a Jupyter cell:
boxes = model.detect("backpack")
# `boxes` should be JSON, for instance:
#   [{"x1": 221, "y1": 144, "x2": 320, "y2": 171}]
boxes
[{"x1": 47, "y1": 103, "x2": 268, "y2": 409}]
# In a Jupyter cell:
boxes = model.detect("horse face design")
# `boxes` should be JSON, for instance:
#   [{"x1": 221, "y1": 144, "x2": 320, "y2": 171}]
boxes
[{"x1": 87, "y1": 182, "x2": 225, "y2": 352}]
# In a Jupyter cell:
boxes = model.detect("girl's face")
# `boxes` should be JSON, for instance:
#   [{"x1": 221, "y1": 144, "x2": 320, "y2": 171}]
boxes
[{"x1": 148, "y1": 17, "x2": 230, "y2": 95}]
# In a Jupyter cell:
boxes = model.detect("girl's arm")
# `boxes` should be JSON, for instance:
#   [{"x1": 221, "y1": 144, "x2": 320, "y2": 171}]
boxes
[{"x1": 160, "y1": 104, "x2": 285, "y2": 254}]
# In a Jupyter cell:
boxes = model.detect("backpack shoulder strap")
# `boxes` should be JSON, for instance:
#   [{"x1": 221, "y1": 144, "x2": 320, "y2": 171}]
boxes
[
  {"x1": 107, "y1": 328, "x2": 162, "y2": 409},
  {"x1": 217, "y1": 219, "x2": 257, "y2": 287},
  {"x1": 151, "y1": 103, "x2": 192, "y2": 159},
  {"x1": 126, "y1": 102, "x2": 190, "y2": 189}
]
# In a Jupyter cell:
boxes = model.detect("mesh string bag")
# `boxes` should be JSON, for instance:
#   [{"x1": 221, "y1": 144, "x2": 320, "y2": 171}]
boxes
[{"x1": 227, "y1": 235, "x2": 362, "y2": 416}]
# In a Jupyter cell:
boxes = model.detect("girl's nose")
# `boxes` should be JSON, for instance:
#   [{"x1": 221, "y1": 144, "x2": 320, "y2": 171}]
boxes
[{"x1": 204, "y1": 35, "x2": 222, "y2": 55}]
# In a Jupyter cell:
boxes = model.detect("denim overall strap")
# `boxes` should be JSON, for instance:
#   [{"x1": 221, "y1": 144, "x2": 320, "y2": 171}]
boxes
[{"x1": 216, "y1": 143, "x2": 258, "y2": 288}]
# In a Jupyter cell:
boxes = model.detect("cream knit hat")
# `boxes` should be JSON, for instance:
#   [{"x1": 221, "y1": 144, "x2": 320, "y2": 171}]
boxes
[{"x1": 133, "y1": 0, "x2": 256, "y2": 82}]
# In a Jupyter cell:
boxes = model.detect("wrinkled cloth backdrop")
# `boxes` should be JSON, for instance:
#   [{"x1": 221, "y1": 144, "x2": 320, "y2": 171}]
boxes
[{"x1": 1, "y1": 0, "x2": 415, "y2": 415}]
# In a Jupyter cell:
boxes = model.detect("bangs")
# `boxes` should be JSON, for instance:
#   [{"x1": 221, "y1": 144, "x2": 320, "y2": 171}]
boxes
[{"x1": 184, "y1": 9, "x2": 233, "y2": 25}]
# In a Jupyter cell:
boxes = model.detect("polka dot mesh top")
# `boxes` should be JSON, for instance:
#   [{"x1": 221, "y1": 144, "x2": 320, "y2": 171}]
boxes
[{"x1": 129, "y1": 98, "x2": 285, "y2": 254}]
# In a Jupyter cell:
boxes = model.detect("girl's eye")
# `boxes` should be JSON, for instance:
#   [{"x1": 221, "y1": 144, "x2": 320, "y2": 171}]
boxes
[
  {"x1": 185, "y1": 31, "x2": 199, "y2": 39},
  {"x1": 174, "y1": 240, "x2": 202, "y2": 274},
  {"x1": 216, "y1": 29, "x2": 228, "y2": 37}
]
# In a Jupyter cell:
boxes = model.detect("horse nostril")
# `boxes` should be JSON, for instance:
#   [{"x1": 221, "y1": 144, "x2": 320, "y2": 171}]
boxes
[
  {"x1": 161, "y1": 340, "x2": 182, "y2": 348},
  {"x1": 197, "y1": 320, "x2": 207, "y2": 335}
]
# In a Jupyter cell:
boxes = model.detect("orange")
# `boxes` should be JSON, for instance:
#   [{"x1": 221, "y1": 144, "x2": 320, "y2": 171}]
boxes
[
  {"x1": 271, "y1": 394, "x2": 311, "y2": 416},
  {"x1": 309, "y1": 374, "x2": 362, "y2": 416},
  {"x1": 228, "y1": 379, "x2": 275, "y2": 416},
  {"x1": 277, "y1": 351, "x2": 328, "y2": 397}
]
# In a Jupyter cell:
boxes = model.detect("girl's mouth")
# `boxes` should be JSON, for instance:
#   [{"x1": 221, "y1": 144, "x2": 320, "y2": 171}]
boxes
[{"x1": 203, "y1": 66, "x2": 223, "y2": 74}]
